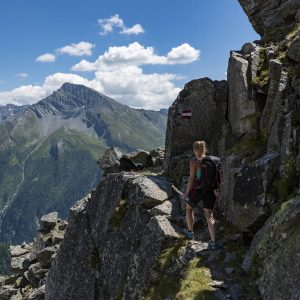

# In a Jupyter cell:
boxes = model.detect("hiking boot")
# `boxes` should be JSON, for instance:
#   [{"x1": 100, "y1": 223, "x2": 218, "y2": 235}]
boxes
[
  {"x1": 183, "y1": 228, "x2": 194, "y2": 239},
  {"x1": 208, "y1": 240, "x2": 222, "y2": 250}
]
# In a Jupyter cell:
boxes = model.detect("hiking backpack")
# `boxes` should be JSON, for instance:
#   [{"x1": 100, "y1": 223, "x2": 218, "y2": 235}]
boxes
[{"x1": 193, "y1": 155, "x2": 222, "y2": 191}]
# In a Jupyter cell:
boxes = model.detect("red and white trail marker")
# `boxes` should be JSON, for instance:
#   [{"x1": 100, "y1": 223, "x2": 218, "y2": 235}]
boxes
[{"x1": 181, "y1": 110, "x2": 192, "y2": 119}]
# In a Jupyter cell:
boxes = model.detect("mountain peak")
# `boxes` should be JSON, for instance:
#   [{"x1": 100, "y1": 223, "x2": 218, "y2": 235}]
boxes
[{"x1": 29, "y1": 83, "x2": 123, "y2": 118}]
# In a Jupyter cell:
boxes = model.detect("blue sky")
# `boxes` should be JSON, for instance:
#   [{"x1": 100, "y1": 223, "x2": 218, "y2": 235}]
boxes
[{"x1": 0, "y1": 0, "x2": 259, "y2": 109}]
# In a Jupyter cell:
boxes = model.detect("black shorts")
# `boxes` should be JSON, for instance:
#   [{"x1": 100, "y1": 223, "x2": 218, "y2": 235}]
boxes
[{"x1": 186, "y1": 189, "x2": 216, "y2": 209}]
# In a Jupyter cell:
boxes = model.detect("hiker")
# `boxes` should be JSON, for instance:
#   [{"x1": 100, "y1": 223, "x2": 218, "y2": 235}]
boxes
[{"x1": 182, "y1": 141, "x2": 222, "y2": 250}]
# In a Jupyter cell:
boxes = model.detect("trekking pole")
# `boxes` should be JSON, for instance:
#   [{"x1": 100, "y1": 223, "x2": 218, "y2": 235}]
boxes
[{"x1": 171, "y1": 185, "x2": 216, "y2": 223}]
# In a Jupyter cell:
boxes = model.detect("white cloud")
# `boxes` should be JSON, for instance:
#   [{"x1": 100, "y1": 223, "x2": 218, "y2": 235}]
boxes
[
  {"x1": 72, "y1": 42, "x2": 200, "y2": 72},
  {"x1": 0, "y1": 67, "x2": 180, "y2": 109},
  {"x1": 36, "y1": 53, "x2": 56, "y2": 63},
  {"x1": 90, "y1": 65, "x2": 181, "y2": 109},
  {"x1": 167, "y1": 43, "x2": 200, "y2": 64},
  {"x1": 15, "y1": 73, "x2": 29, "y2": 79},
  {"x1": 0, "y1": 73, "x2": 89, "y2": 106},
  {"x1": 1, "y1": 42, "x2": 200, "y2": 109},
  {"x1": 121, "y1": 24, "x2": 144, "y2": 35},
  {"x1": 57, "y1": 41, "x2": 95, "y2": 56},
  {"x1": 98, "y1": 14, "x2": 144, "y2": 36},
  {"x1": 71, "y1": 59, "x2": 96, "y2": 72}
]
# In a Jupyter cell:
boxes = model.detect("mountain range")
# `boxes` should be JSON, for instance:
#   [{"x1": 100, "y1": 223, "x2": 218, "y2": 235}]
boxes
[{"x1": 0, "y1": 83, "x2": 167, "y2": 244}]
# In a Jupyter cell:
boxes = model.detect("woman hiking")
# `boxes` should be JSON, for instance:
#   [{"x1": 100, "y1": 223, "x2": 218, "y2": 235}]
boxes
[{"x1": 182, "y1": 141, "x2": 221, "y2": 250}]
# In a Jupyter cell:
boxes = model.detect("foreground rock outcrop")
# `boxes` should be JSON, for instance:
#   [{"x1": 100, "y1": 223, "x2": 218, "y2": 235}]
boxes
[{"x1": 44, "y1": 169, "x2": 261, "y2": 299}]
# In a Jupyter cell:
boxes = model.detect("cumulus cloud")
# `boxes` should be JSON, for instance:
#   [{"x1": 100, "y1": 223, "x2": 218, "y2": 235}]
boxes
[
  {"x1": 98, "y1": 14, "x2": 144, "y2": 36},
  {"x1": 36, "y1": 53, "x2": 56, "y2": 63},
  {"x1": 15, "y1": 73, "x2": 29, "y2": 79},
  {"x1": 166, "y1": 43, "x2": 200, "y2": 64},
  {"x1": 0, "y1": 67, "x2": 180, "y2": 109},
  {"x1": 57, "y1": 41, "x2": 95, "y2": 56},
  {"x1": 121, "y1": 24, "x2": 144, "y2": 35},
  {"x1": 72, "y1": 42, "x2": 200, "y2": 72},
  {"x1": 0, "y1": 73, "x2": 89, "y2": 106},
  {"x1": 1, "y1": 42, "x2": 200, "y2": 109}
]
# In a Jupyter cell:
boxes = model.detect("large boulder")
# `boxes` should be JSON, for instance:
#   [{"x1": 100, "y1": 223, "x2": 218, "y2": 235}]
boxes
[
  {"x1": 164, "y1": 78, "x2": 228, "y2": 173},
  {"x1": 96, "y1": 147, "x2": 123, "y2": 175},
  {"x1": 242, "y1": 197, "x2": 300, "y2": 300},
  {"x1": 221, "y1": 152, "x2": 280, "y2": 232},
  {"x1": 40, "y1": 212, "x2": 58, "y2": 230}
]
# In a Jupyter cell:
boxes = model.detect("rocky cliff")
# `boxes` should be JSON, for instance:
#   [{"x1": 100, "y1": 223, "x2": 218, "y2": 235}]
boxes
[{"x1": 163, "y1": 0, "x2": 300, "y2": 299}]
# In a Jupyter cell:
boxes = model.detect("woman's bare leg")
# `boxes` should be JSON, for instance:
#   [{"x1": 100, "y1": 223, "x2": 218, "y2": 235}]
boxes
[
  {"x1": 186, "y1": 204, "x2": 194, "y2": 231},
  {"x1": 204, "y1": 208, "x2": 216, "y2": 241}
]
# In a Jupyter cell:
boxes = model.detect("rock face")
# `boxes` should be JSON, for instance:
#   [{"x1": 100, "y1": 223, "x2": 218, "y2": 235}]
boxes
[
  {"x1": 45, "y1": 172, "x2": 179, "y2": 299},
  {"x1": 0, "y1": 212, "x2": 67, "y2": 300},
  {"x1": 221, "y1": 153, "x2": 280, "y2": 231},
  {"x1": 242, "y1": 198, "x2": 300, "y2": 300},
  {"x1": 228, "y1": 51, "x2": 256, "y2": 136},
  {"x1": 238, "y1": 0, "x2": 300, "y2": 41},
  {"x1": 163, "y1": 78, "x2": 228, "y2": 175}
]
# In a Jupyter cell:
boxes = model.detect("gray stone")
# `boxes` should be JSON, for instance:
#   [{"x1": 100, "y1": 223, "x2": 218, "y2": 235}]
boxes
[
  {"x1": 292, "y1": 78, "x2": 300, "y2": 96},
  {"x1": 10, "y1": 245, "x2": 31, "y2": 257},
  {"x1": 224, "y1": 252, "x2": 237, "y2": 263},
  {"x1": 40, "y1": 212, "x2": 58, "y2": 230},
  {"x1": 27, "y1": 284, "x2": 45, "y2": 300},
  {"x1": 238, "y1": 0, "x2": 300, "y2": 41},
  {"x1": 242, "y1": 197, "x2": 300, "y2": 300},
  {"x1": 27, "y1": 263, "x2": 48, "y2": 289},
  {"x1": 150, "y1": 200, "x2": 173, "y2": 216},
  {"x1": 228, "y1": 51, "x2": 256, "y2": 136},
  {"x1": 287, "y1": 33, "x2": 300, "y2": 62},
  {"x1": 127, "y1": 175, "x2": 173, "y2": 208},
  {"x1": 228, "y1": 283, "x2": 243, "y2": 300},
  {"x1": 259, "y1": 59, "x2": 285, "y2": 134},
  {"x1": 0, "y1": 286, "x2": 18, "y2": 300},
  {"x1": 14, "y1": 275, "x2": 28, "y2": 288},
  {"x1": 37, "y1": 247, "x2": 57, "y2": 268},
  {"x1": 221, "y1": 152, "x2": 280, "y2": 231},
  {"x1": 96, "y1": 147, "x2": 123, "y2": 175},
  {"x1": 51, "y1": 229, "x2": 65, "y2": 245},
  {"x1": 11, "y1": 253, "x2": 30, "y2": 273},
  {"x1": 69, "y1": 194, "x2": 90, "y2": 218},
  {"x1": 150, "y1": 148, "x2": 165, "y2": 166},
  {"x1": 209, "y1": 280, "x2": 228, "y2": 290},
  {"x1": 124, "y1": 150, "x2": 153, "y2": 168},
  {"x1": 225, "y1": 267, "x2": 234, "y2": 274},
  {"x1": 166, "y1": 150, "x2": 192, "y2": 184},
  {"x1": 57, "y1": 220, "x2": 68, "y2": 231},
  {"x1": 4, "y1": 274, "x2": 17, "y2": 285},
  {"x1": 207, "y1": 250, "x2": 222, "y2": 263}
]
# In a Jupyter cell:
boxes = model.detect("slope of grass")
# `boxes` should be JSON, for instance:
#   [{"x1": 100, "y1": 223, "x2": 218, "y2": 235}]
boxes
[{"x1": 0, "y1": 127, "x2": 106, "y2": 244}]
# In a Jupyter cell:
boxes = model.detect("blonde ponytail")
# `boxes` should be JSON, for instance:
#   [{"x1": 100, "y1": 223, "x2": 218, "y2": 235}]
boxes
[{"x1": 193, "y1": 141, "x2": 206, "y2": 158}]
